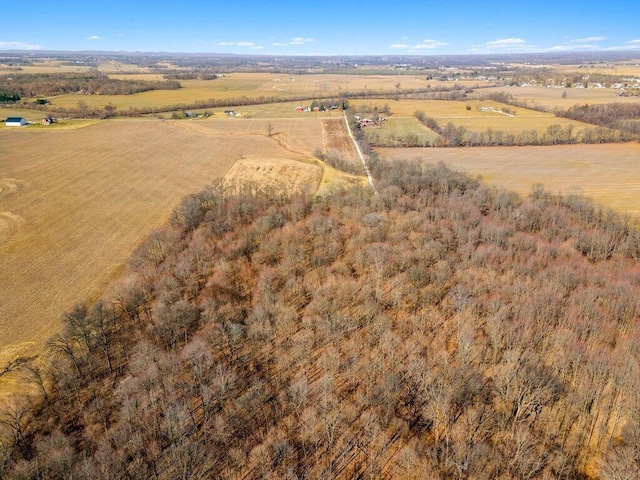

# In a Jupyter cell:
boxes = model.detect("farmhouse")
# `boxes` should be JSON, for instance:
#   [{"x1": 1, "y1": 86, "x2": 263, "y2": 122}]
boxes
[{"x1": 5, "y1": 117, "x2": 27, "y2": 127}]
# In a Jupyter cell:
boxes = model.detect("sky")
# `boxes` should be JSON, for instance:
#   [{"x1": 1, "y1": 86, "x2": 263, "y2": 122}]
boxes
[{"x1": 2, "y1": 1, "x2": 640, "y2": 56}]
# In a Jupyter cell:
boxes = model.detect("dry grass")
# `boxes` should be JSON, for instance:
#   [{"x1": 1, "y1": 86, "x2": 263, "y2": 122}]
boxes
[
  {"x1": 377, "y1": 143, "x2": 640, "y2": 215},
  {"x1": 224, "y1": 158, "x2": 322, "y2": 195}
]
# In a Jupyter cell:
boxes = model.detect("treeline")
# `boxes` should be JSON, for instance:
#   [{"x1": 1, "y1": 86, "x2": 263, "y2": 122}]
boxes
[
  {"x1": 0, "y1": 93, "x2": 20, "y2": 103},
  {"x1": 558, "y1": 102, "x2": 640, "y2": 137},
  {"x1": 414, "y1": 110, "x2": 629, "y2": 147},
  {"x1": 0, "y1": 72, "x2": 181, "y2": 97},
  {"x1": 2, "y1": 162, "x2": 640, "y2": 479},
  {"x1": 163, "y1": 72, "x2": 223, "y2": 80}
]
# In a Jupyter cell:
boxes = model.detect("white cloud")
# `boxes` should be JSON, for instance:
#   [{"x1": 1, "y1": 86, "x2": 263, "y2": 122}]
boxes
[
  {"x1": 290, "y1": 37, "x2": 315, "y2": 45},
  {"x1": 389, "y1": 39, "x2": 448, "y2": 50},
  {"x1": 604, "y1": 40, "x2": 640, "y2": 51},
  {"x1": 548, "y1": 43, "x2": 600, "y2": 52},
  {"x1": 87, "y1": 35, "x2": 104, "y2": 40},
  {"x1": 0, "y1": 41, "x2": 42, "y2": 50},
  {"x1": 485, "y1": 37, "x2": 526, "y2": 49},
  {"x1": 273, "y1": 37, "x2": 315, "y2": 47},
  {"x1": 413, "y1": 39, "x2": 448, "y2": 49},
  {"x1": 214, "y1": 41, "x2": 260, "y2": 49},
  {"x1": 570, "y1": 36, "x2": 606, "y2": 43}
]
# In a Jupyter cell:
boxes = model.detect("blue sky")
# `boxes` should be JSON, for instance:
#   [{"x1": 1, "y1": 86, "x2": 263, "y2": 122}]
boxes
[{"x1": 2, "y1": 1, "x2": 640, "y2": 56}]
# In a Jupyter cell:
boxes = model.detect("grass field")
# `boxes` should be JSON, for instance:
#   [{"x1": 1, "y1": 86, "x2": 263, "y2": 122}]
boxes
[
  {"x1": 363, "y1": 117, "x2": 441, "y2": 146},
  {"x1": 377, "y1": 143, "x2": 640, "y2": 215}
]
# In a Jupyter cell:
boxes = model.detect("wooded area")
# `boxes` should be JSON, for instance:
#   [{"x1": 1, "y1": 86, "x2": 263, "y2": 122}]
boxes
[{"x1": 1, "y1": 160, "x2": 639, "y2": 479}]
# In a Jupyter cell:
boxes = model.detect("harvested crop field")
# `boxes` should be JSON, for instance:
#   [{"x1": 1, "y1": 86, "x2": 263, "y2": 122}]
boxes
[
  {"x1": 0, "y1": 118, "x2": 318, "y2": 391},
  {"x1": 322, "y1": 118, "x2": 359, "y2": 161},
  {"x1": 171, "y1": 117, "x2": 324, "y2": 158},
  {"x1": 377, "y1": 143, "x2": 640, "y2": 215}
]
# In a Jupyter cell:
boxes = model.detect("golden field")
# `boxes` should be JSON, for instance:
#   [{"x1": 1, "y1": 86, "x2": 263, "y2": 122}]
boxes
[{"x1": 377, "y1": 143, "x2": 640, "y2": 215}]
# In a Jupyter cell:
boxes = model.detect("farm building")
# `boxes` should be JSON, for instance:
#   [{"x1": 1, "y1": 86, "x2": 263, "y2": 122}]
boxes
[{"x1": 5, "y1": 117, "x2": 27, "y2": 127}]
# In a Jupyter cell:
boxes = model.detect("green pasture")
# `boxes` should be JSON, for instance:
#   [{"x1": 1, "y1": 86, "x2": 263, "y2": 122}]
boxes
[{"x1": 364, "y1": 117, "x2": 441, "y2": 147}]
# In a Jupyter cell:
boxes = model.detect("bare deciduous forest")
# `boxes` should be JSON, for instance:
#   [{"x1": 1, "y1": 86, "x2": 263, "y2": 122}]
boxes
[{"x1": 1, "y1": 159, "x2": 639, "y2": 479}]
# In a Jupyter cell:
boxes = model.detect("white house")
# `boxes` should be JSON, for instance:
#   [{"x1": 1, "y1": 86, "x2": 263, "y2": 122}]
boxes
[{"x1": 5, "y1": 117, "x2": 27, "y2": 127}]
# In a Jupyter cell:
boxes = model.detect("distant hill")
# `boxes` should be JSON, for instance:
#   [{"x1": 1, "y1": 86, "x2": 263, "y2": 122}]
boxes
[{"x1": 1, "y1": 160, "x2": 639, "y2": 479}]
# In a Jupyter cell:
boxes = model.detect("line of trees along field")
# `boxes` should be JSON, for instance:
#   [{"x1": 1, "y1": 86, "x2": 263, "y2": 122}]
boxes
[
  {"x1": 0, "y1": 72, "x2": 181, "y2": 97},
  {"x1": 2, "y1": 160, "x2": 640, "y2": 479},
  {"x1": 413, "y1": 111, "x2": 633, "y2": 148}
]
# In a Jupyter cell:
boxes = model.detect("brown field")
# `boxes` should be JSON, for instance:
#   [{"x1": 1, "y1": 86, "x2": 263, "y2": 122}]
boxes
[
  {"x1": 172, "y1": 117, "x2": 324, "y2": 158},
  {"x1": 377, "y1": 143, "x2": 640, "y2": 215},
  {"x1": 0, "y1": 117, "x2": 333, "y2": 393},
  {"x1": 322, "y1": 118, "x2": 359, "y2": 159}
]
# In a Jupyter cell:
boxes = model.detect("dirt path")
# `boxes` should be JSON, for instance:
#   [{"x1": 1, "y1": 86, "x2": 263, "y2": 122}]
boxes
[{"x1": 343, "y1": 111, "x2": 377, "y2": 193}]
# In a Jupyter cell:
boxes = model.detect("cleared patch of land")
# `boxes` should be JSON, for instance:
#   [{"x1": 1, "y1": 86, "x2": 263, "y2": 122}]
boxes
[
  {"x1": 0, "y1": 118, "x2": 322, "y2": 388},
  {"x1": 377, "y1": 143, "x2": 640, "y2": 215},
  {"x1": 224, "y1": 158, "x2": 322, "y2": 195}
]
